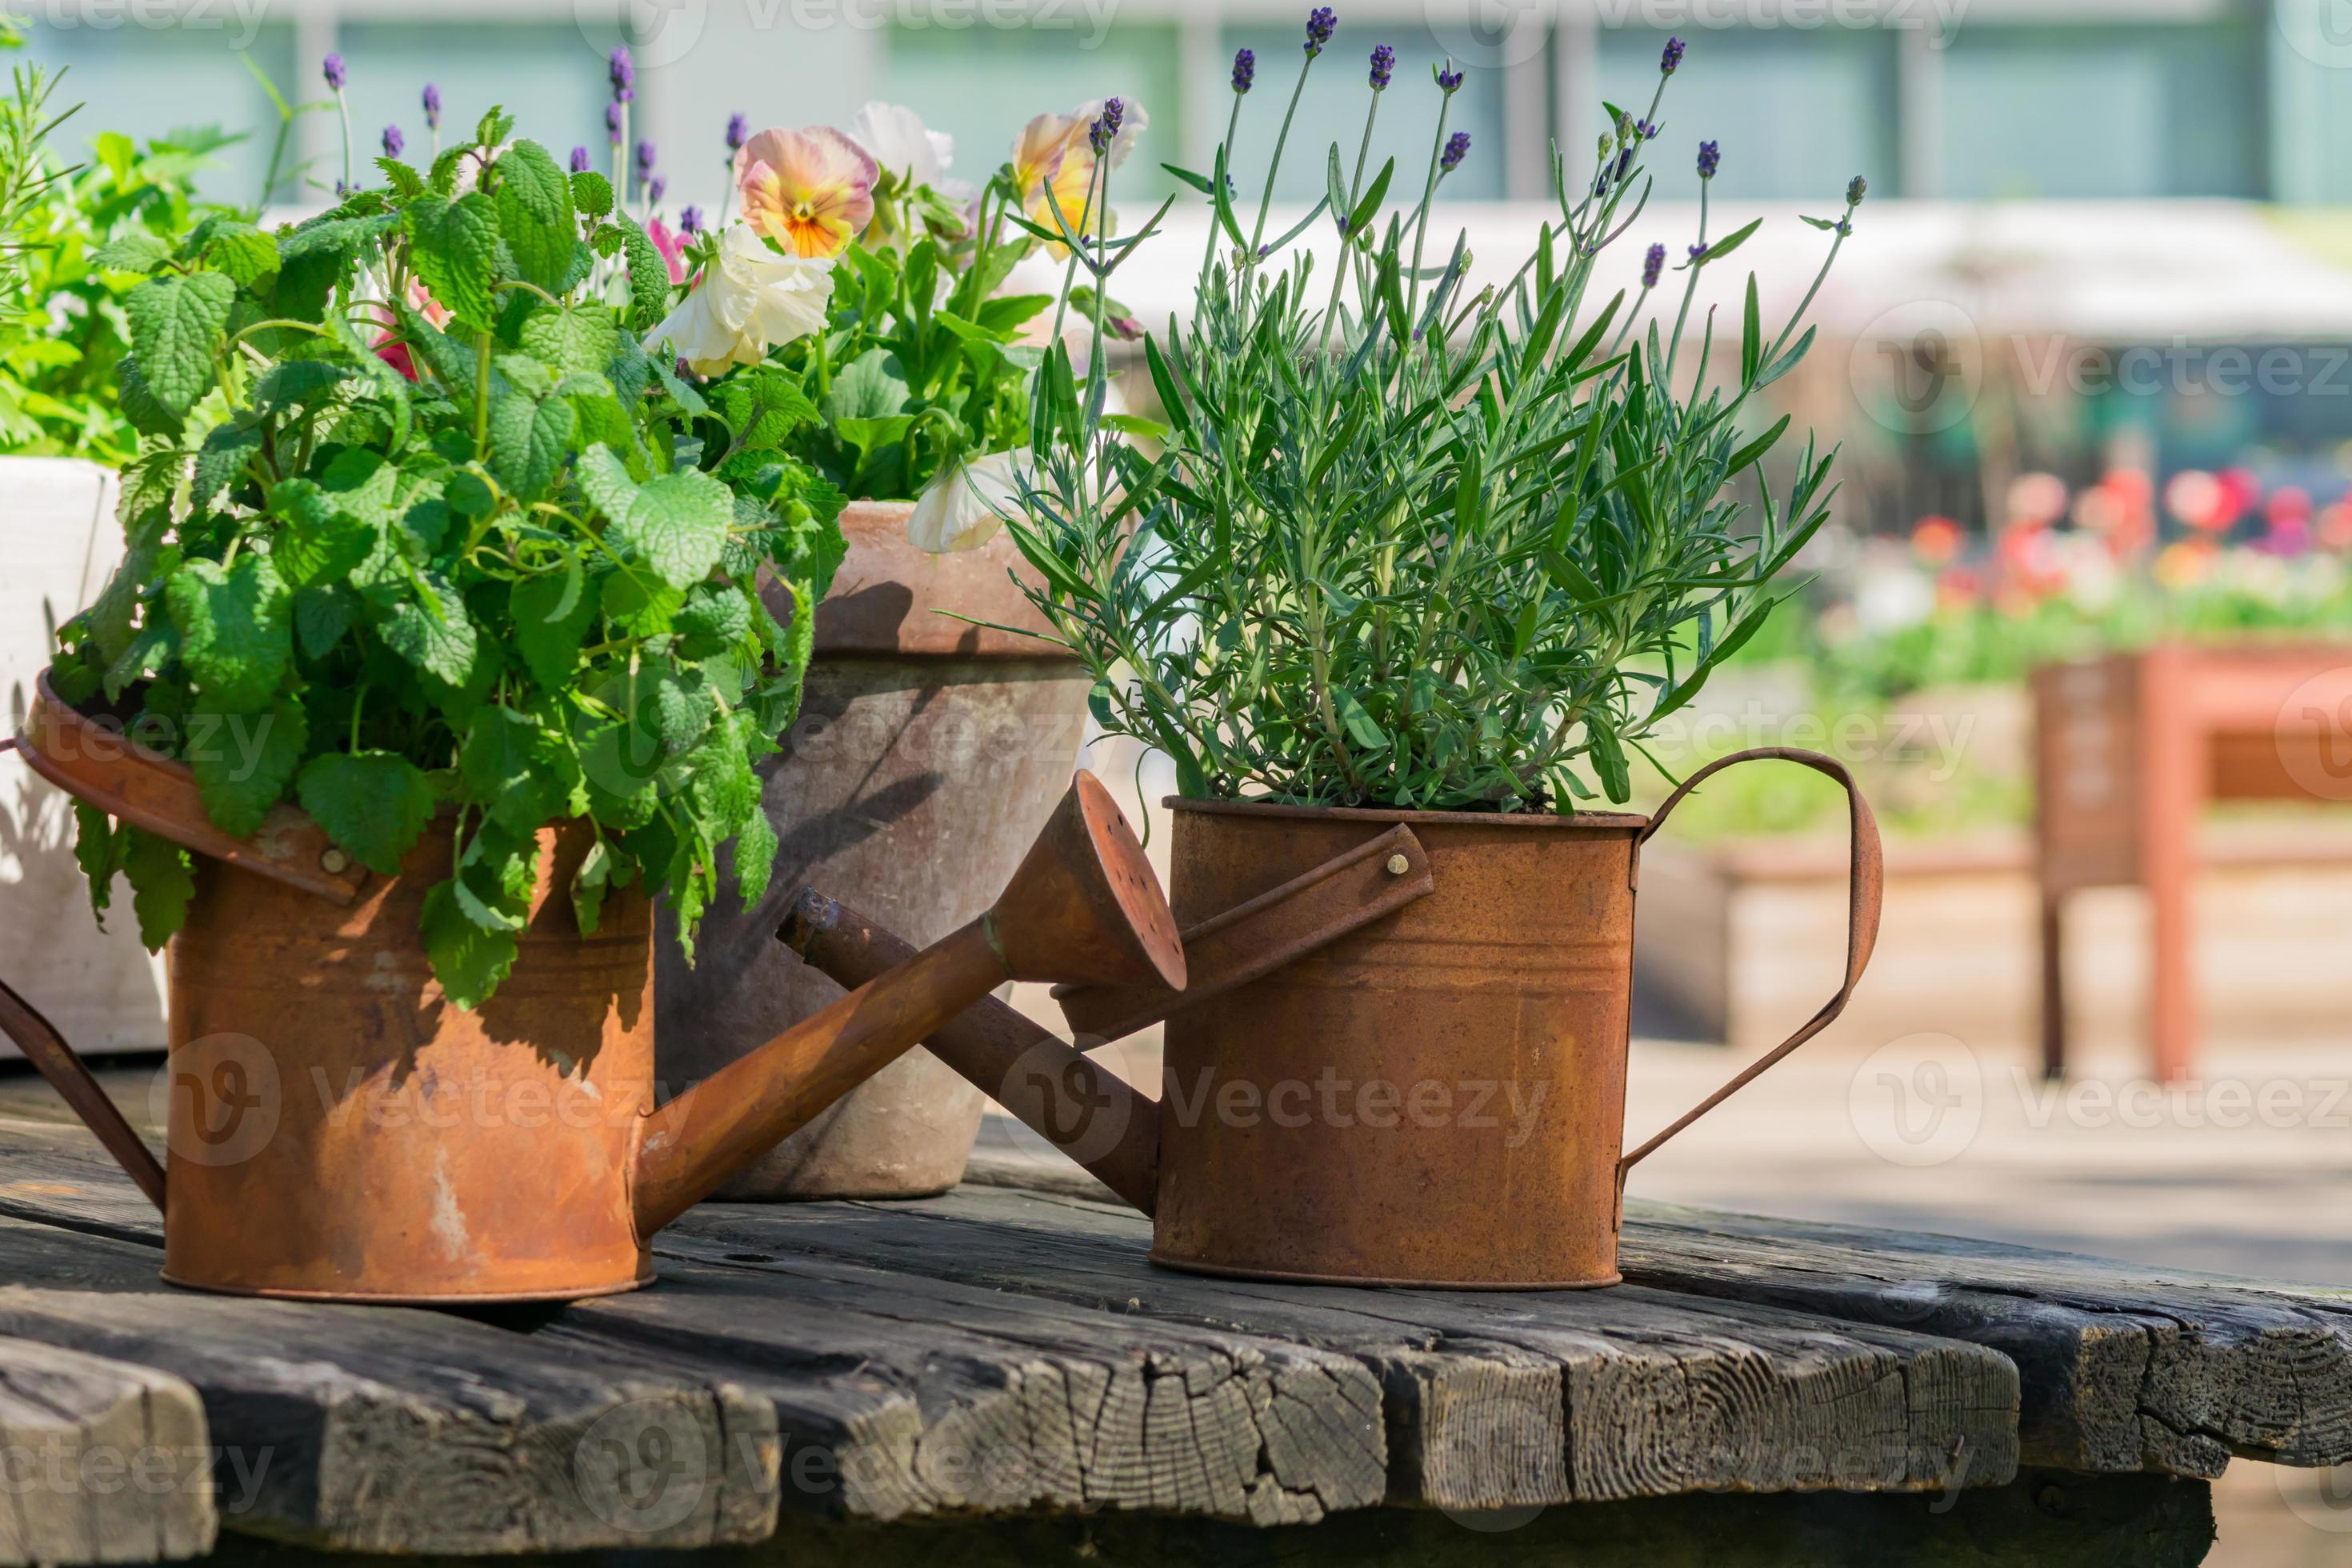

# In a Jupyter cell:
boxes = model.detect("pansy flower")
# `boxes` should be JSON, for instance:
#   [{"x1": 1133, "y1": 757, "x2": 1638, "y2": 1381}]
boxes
[{"x1": 734, "y1": 127, "x2": 878, "y2": 259}]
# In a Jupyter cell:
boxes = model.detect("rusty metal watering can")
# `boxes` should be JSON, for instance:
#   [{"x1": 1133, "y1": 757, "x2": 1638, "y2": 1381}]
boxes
[
  {"x1": 782, "y1": 748, "x2": 1882, "y2": 1289},
  {"x1": 2, "y1": 675, "x2": 1183, "y2": 1302}
]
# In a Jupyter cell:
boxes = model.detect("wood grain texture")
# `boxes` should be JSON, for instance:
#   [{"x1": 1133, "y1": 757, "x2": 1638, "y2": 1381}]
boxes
[
  {"x1": 0, "y1": 1334, "x2": 213, "y2": 1566},
  {"x1": 190, "y1": 1470, "x2": 2216, "y2": 1568},
  {"x1": 654, "y1": 1187, "x2": 2019, "y2": 1509},
  {"x1": 1618, "y1": 1199, "x2": 2352, "y2": 1479},
  {"x1": 0, "y1": 1215, "x2": 778, "y2": 1556}
]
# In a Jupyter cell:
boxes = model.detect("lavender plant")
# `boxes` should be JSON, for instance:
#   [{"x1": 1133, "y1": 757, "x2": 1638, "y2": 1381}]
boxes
[{"x1": 999, "y1": 27, "x2": 1862, "y2": 811}]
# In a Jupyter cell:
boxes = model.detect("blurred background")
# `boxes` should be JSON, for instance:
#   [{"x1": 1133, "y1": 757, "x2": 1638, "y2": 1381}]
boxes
[{"x1": 12, "y1": 2, "x2": 2352, "y2": 1556}]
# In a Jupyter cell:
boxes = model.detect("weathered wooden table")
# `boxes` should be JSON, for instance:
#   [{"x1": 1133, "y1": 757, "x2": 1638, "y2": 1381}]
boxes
[{"x1": 1, "y1": 1072, "x2": 2344, "y2": 1566}]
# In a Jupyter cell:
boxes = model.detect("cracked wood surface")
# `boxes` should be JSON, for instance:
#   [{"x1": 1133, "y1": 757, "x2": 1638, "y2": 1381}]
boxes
[
  {"x1": 0, "y1": 1072, "x2": 2326, "y2": 1561},
  {"x1": 0, "y1": 1334, "x2": 214, "y2": 1566},
  {"x1": 1616, "y1": 1200, "x2": 2352, "y2": 1480}
]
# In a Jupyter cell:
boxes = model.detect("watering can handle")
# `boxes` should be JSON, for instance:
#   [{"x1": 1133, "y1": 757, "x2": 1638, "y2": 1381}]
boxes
[
  {"x1": 1617, "y1": 746, "x2": 1883, "y2": 1183},
  {"x1": 0, "y1": 978, "x2": 168, "y2": 1212}
]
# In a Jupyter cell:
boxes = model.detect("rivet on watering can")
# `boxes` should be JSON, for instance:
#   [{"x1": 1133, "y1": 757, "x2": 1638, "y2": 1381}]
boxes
[
  {"x1": 321, "y1": 849, "x2": 350, "y2": 874},
  {"x1": 1385, "y1": 854, "x2": 1410, "y2": 875}
]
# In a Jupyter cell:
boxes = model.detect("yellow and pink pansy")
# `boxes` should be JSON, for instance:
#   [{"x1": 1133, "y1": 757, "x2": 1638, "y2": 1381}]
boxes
[
  {"x1": 1010, "y1": 98, "x2": 1147, "y2": 246},
  {"x1": 733, "y1": 126, "x2": 879, "y2": 259}
]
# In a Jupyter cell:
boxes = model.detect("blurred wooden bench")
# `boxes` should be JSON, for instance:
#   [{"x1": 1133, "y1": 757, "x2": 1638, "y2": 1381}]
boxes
[{"x1": 2034, "y1": 643, "x2": 2352, "y2": 1082}]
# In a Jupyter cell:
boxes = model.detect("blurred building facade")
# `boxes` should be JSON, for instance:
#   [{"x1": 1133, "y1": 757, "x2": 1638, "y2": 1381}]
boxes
[{"x1": 18, "y1": 0, "x2": 2352, "y2": 212}]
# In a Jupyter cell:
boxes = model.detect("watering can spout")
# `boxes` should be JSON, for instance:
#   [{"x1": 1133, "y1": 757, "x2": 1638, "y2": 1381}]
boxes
[{"x1": 629, "y1": 770, "x2": 1184, "y2": 1234}]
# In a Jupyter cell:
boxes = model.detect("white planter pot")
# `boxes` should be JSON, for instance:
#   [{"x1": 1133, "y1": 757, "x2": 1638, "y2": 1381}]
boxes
[{"x1": 0, "y1": 458, "x2": 167, "y2": 1057}]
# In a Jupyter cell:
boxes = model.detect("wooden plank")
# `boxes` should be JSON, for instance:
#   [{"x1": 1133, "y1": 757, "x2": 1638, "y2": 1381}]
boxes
[
  {"x1": 651, "y1": 1187, "x2": 2019, "y2": 1510},
  {"x1": 195, "y1": 1470, "x2": 2218, "y2": 1568},
  {"x1": 0, "y1": 1336, "x2": 214, "y2": 1566},
  {"x1": 0, "y1": 1215, "x2": 780, "y2": 1555},
  {"x1": 539, "y1": 1245, "x2": 1390, "y2": 1528},
  {"x1": 1617, "y1": 1199, "x2": 2352, "y2": 1480}
]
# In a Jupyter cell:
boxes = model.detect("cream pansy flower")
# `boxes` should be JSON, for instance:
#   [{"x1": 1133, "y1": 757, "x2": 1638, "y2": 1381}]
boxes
[
  {"x1": 908, "y1": 449, "x2": 1031, "y2": 554},
  {"x1": 643, "y1": 224, "x2": 834, "y2": 376}
]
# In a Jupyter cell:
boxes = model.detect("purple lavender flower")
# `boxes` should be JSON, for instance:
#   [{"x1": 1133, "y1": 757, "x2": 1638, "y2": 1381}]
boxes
[
  {"x1": 570, "y1": 145, "x2": 591, "y2": 174},
  {"x1": 1370, "y1": 44, "x2": 1394, "y2": 91},
  {"x1": 382, "y1": 124, "x2": 404, "y2": 159},
  {"x1": 606, "y1": 104, "x2": 623, "y2": 145},
  {"x1": 1687, "y1": 242, "x2": 1709, "y2": 263},
  {"x1": 1635, "y1": 118, "x2": 1658, "y2": 141},
  {"x1": 726, "y1": 112, "x2": 748, "y2": 152},
  {"x1": 1614, "y1": 146, "x2": 1633, "y2": 182},
  {"x1": 1088, "y1": 98, "x2": 1125, "y2": 157},
  {"x1": 322, "y1": 54, "x2": 346, "y2": 91},
  {"x1": 1846, "y1": 174, "x2": 1867, "y2": 206},
  {"x1": 1232, "y1": 47, "x2": 1256, "y2": 94},
  {"x1": 609, "y1": 46, "x2": 634, "y2": 103},
  {"x1": 422, "y1": 83, "x2": 441, "y2": 130},
  {"x1": 634, "y1": 139, "x2": 656, "y2": 182},
  {"x1": 1696, "y1": 139, "x2": 1719, "y2": 180},
  {"x1": 1437, "y1": 63, "x2": 1465, "y2": 94},
  {"x1": 679, "y1": 205, "x2": 704, "y2": 234},
  {"x1": 1661, "y1": 36, "x2": 1685, "y2": 74},
  {"x1": 1440, "y1": 130, "x2": 1470, "y2": 174},
  {"x1": 1304, "y1": 6, "x2": 1336, "y2": 58},
  {"x1": 1642, "y1": 242, "x2": 1665, "y2": 288},
  {"x1": 649, "y1": 175, "x2": 666, "y2": 204}
]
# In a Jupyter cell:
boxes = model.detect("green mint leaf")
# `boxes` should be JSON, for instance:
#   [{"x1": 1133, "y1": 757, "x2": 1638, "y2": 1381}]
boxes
[
  {"x1": 190, "y1": 696, "x2": 310, "y2": 839},
  {"x1": 422, "y1": 880, "x2": 519, "y2": 1009},
  {"x1": 297, "y1": 750, "x2": 438, "y2": 876},
  {"x1": 125, "y1": 270, "x2": 234, "y2": 414},
  {"x1": 191, "y1": 423, "x2": 262, "y2": 507},
  {"x1": 731, "y1": 806, "x2": 778, "y2": 914},
  {"x1": 488, "y1": 382, "x2": 579, "y2": 503},
  {"x1": 199, "y1": 221, "x2": 280, "y2": 289},
  {"x1": 119, "y1": 827, "x2": 195, "y2": 953},
  {"x1": 404, "y1": 190, "x2": 503, "y2": 332},
  {"x1": 164, "y1": 554, "x2": 291, "y2": 713},
  {"x1": 610, "y1": 470, "x2": 731, "y2": 590},
  {"x1": 571, "y1": 170, "x2": 614, "y2": 220},
  {"x1": 91, "y1": 233, "x2": 172, "y2": 274},
  {"x1": 71, "y1": 803, "x2": 117, "y2": 930},
  {"x1": 377, "y1": 573, "x2": 480, "y2": 687},
  {"x1": 576, "y1": 443, "x2": 640, "y2": 522},
  {"x1": 510, "y1": 564, "x2": 598, "y2": 691},
  {"x1": 674, "y1": 584, "x2": 754, "y2": 658},
  {"x1": 616, "y1": 216, "x2": 670, "y2": 327},
  {"x1": 460, "y1": 704, "x2": 584, "y2": 838},
  {"x1": 572, "y1": 838, "x2": 619, "y2": 935},
  {"x1": 115, "y1": 359, "x2": 186, "y2": 438},
  {"x1": 519, "y1": 306, "x2": 619, "y2": 381},
  {"x1": 493, "y1": 141, "x2": 578, "y2": 292},
  {"x1": 294, "y1": 586, "x2": 358, "y2": 658},
  {"x1": 270, "y1": 478, "x2": 378, "y2": 589}
]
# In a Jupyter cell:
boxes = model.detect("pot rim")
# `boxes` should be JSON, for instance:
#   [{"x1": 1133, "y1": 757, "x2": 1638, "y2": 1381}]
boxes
[{"x1": 1165, "y1": 794, "x2": 1649, "y2": 830}]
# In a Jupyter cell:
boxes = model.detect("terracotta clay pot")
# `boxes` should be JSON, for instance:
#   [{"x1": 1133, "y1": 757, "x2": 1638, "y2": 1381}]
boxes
[{"x1": 655, "y1": 499, "x2": 1089, "y2": 1198}]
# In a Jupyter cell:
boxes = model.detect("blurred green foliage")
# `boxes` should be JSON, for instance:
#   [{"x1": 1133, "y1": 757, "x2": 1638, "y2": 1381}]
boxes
[{"x1": 1, "y1": 62, "x2": 236, "y2": 462}]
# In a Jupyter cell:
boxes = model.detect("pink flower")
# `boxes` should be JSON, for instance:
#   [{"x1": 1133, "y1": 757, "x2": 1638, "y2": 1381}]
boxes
[
  {"x1": 648, "y1": 218, "x2": 689, "y2": 285},
  {"x1": 373, "y1": 278, "x2": 451, "y2": 382},
  {"x1": 733, "y1": 126, "x2": 877, "y2": 259}
]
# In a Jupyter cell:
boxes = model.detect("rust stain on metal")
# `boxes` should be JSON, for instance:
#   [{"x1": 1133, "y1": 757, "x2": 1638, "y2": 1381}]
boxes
[
  {"x1": 19, "y1": 673, "x2": 368, "y2": 906},
  {"x1": 2, "y1": 682, "x2": 1186, "y2": 1305},
  {"x1": 1054, "y1": 822, "x2": 1435, "y2": 1044},
  {"x1": 795, "y1": 751, "x2": 1880, "y2": 1290}
]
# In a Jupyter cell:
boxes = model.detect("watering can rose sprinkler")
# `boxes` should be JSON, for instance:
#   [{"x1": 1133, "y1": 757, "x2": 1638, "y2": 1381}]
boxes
[{"x1": 2, "y1": 681, "x2": 1182, "y2": 1302}]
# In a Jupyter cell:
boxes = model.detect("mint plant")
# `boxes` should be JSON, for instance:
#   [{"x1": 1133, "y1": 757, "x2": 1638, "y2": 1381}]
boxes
[{"x1": 48, "y1": 106, "x2": 847, "y2": 1007}]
